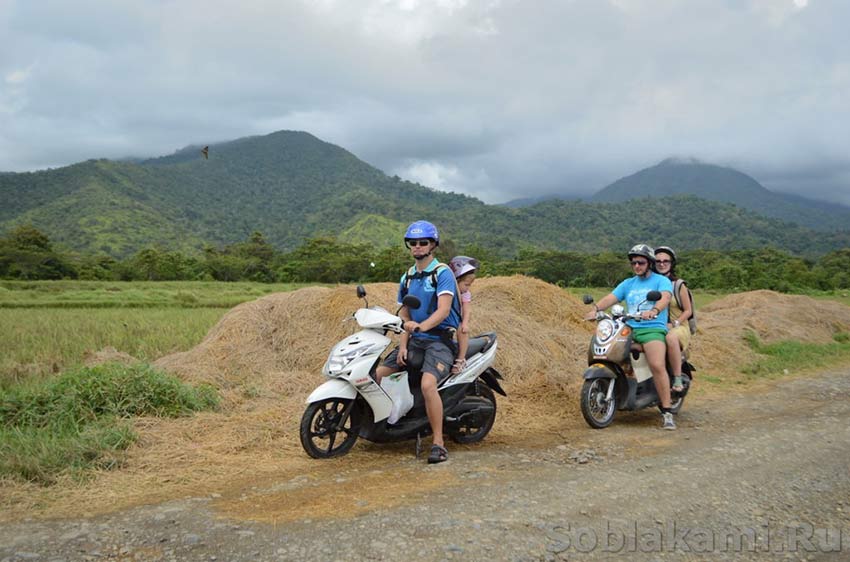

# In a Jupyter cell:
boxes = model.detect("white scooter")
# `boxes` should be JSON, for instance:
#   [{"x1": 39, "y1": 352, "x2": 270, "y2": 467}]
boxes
[{"x1": 300, "y1": 285, "x2": 505, "y2": 458}]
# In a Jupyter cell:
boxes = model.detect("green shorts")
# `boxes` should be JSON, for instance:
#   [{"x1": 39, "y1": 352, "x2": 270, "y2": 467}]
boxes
[{"x1": 632, "y1": 328, "x2": 667, "y2": 344}]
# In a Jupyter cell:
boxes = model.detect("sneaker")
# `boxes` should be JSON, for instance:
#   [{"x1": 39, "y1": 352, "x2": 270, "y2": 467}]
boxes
[{"x1": 661, "y1": 412, "x2": 677, "y2": 430}]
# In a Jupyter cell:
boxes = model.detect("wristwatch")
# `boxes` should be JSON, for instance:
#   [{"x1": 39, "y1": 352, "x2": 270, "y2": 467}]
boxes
[{"x1": 673, "y1": 320, "x2": 680, "y2": 327}]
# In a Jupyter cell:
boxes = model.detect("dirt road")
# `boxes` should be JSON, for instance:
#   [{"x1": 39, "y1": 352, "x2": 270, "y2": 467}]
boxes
[{"x1": 2, "y1": 369, "x2": 848, "y2": 561}]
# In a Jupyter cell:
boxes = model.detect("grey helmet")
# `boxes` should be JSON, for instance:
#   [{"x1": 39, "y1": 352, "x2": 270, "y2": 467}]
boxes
[
  {"x1": 654, "y1": 245, "x2": 677, "y2": 265},
  {"x1": 628, "y1": 243, "x2": 656, "y2": 264}
]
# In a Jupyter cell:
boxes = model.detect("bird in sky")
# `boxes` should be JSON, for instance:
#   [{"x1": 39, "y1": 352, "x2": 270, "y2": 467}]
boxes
[{"x1": 201, "y1": 146, "x2": 209, "y2": 160}]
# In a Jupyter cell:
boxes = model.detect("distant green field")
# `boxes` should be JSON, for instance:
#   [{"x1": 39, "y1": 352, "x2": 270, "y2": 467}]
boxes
[
  {"x1": 0, "y1": 280, "x2": 309, "y2": 308},
  {"x1": 0, "y1": 281, "x2": 312, "y2": 387}
]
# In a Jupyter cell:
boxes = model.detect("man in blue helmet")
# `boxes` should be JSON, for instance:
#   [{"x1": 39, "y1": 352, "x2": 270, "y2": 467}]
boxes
[{"x1": 375, "y1": 220, "x2": 461, "y2": 463}]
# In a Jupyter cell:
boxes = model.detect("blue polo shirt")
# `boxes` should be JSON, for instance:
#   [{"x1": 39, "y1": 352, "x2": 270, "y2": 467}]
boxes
[
  {"x1": 397, "y1": 260, "x2": 460, "y2": 340},
  {"x1": 612, "y1": 272, "x2": 674, "y2": 330}
]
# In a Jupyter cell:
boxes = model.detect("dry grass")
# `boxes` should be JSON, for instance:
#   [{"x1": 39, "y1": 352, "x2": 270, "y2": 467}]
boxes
[
  {"x1": 4, "y1": 279, "x2": 850, "y2": 521},
  {"x1": 689, "y1": 289, "x2": 850, "y2": 380}
]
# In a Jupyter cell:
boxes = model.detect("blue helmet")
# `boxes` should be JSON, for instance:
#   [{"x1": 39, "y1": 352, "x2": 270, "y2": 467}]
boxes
[{"x1": 404, "y1": 220, "x2": 439, "y2": 246}]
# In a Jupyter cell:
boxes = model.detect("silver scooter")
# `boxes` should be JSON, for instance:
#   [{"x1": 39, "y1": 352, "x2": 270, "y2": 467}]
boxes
[{"x1": 579, "y1": 290, "x2": 694, "y2": 429}]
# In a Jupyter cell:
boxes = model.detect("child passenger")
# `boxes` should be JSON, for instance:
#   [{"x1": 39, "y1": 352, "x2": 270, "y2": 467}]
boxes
[{"x1": 449, "y1": 256, "x2": 480, "y2": 374}]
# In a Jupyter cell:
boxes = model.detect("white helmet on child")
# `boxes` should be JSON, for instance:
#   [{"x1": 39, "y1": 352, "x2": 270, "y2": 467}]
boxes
[{"x1": 449, "y1": 256, "x2": 480, "y2": 278}]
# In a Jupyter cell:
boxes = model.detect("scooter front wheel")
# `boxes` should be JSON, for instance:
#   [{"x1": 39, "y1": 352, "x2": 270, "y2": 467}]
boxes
[
  {"x1": 580, "y1": 378, "x2": 617, "y2": 429},
  {"x1": 300, "y1": 398, "x2": 360, "y2": 458}
]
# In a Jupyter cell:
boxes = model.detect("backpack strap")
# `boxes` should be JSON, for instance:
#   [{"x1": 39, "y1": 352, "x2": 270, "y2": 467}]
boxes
[
  {"x1": 673, "y1": 279, "x2": 685, "y2": 310},
  {"x1": 401, "y1": 263, "x2": 462, "y2": 320},
  {"x1": 429, "y1": 263, "x2": 462, "y2": 320}
]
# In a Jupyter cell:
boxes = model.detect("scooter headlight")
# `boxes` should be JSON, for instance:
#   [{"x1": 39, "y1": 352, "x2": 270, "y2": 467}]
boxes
[
  {"x1": 323, "y1": 342, "x2": 382, "y2": 376},
  {"x1": 596, "y1": 319, "x2": 615, "y2": 342}
]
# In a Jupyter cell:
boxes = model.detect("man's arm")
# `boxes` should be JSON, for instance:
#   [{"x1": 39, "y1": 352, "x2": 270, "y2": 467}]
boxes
[
  {"x1": 643, "y1": 291, "x2": 672, "y2": 320},
  {"x1": 416, "y1": 293, "x2": 453, "y2": 332}
]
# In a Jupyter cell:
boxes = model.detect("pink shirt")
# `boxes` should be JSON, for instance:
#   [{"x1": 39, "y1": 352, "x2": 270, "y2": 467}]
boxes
[{"x1": 460, "y1": 290, "x2": 472, "y2": 303}]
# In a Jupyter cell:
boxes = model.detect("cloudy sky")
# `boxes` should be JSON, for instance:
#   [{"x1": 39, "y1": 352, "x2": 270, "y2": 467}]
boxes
[{"x1": 1, "y1": 0, "x2": 847, "y2": 205}]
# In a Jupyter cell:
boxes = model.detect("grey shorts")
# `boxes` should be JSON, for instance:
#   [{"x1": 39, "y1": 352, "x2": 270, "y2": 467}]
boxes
[{"x1": 382, "y1": 337, "x2": 454, "y2": 384}]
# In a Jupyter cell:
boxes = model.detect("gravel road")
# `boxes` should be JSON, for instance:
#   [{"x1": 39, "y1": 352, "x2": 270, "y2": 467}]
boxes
[{"x1": 2, "y1": 369, "x2": 848, "y2": 561}]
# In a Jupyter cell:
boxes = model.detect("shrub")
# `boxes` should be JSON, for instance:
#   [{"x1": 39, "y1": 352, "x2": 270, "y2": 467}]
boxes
[{"x1": 0, "y1": 363, "x2": 218, "y2": 484}]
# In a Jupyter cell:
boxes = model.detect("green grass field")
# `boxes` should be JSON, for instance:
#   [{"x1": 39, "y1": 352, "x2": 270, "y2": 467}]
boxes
[
  {"x1": 0, "y1": 281, "x2": 305, "y2": 482},
  {"x1": 0, "y1": 280, "x2": 307, "y2": 308},
  {"x1": 0, "y1": 281, "x2": 313, "y2": 388}
]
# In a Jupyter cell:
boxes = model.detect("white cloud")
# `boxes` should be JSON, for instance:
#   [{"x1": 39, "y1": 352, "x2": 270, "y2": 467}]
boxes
[
  {"x1": 750, "y1": 0, "x2": 811, "y2": 26},
  {"x1": 397, "y1": 160, "x2": 461, "y2": 190}
]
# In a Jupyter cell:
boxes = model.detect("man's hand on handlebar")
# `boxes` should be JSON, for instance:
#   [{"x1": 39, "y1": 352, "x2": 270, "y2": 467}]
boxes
[{"x1": 404, "y1": 320, "x2": 421, "y2": 334}]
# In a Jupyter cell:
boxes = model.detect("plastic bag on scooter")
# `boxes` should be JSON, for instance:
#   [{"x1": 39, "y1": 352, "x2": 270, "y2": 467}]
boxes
[{"x1": 381, "y1": 372, "x2": 414, "y2": 424}]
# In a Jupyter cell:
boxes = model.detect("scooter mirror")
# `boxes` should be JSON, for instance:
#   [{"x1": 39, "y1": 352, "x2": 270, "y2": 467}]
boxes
[
  {"x1": 401, "y1": 295, "x2": 422, "y2": 310},
  {"x1": 582, "y1": 294, "x2": 594, "y2": 305},
  {"x1": 356, "y1": 285, "x2": 367, "y2": 299},
  {"x1": 646, "y1": 290, "x2": 662, "y2": 301}
]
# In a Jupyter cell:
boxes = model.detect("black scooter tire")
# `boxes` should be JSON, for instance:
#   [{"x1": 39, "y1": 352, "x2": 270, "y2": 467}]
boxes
[
  {"x1": 580, "y1": 378, "x2": 617, "y2": 429},
  {"x1": 300, "y1": 398, "x2": 360, "y2": 459},
  {"x1": 448, "y1": 384, "x2": 497, "y2": 444}
]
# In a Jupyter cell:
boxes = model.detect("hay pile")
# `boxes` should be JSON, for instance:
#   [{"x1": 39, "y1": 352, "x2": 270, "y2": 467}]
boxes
[
  {"x1": 689, "y1": 290, "x2": 850, "y2": 376},
  {"x1": 5, "y1": 281, "x2": 850, "y2": 520},
  {"x1": 154, "y1": 276, "x2": 593, "y2": 416}
]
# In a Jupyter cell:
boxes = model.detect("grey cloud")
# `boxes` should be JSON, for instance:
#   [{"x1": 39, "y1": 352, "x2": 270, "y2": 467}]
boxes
[{"x1": 1, "y1": 0, "x2": 848, "y2": 208}]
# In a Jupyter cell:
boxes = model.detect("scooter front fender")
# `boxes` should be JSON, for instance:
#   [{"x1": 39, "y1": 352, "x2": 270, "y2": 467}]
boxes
[
  {"x1": 583, "y1": 364, "x2": 616, "y2": 380},
  {"x1": 305, "y1": 378, "x2": 357, "y2": 404}
]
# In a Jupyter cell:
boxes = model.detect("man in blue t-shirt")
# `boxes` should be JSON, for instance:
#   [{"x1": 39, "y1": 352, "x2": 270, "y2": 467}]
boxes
[
  {"x1": 584, "y1": 244, "x2": 677, "y2": 430},
  {"x1": 375, "y1": 220, "x2": 460, "y2": 463}
]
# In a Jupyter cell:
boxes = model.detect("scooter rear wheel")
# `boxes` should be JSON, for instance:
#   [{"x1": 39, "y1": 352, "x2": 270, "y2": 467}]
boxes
[
  {"x1": 448, "y1": 384, "x2": 497, "y2": 444},
  {"x1": 300, "y1": 398, "x2": 360, "y2": 458},
  {"x1": 580, "y1": 378, "x2": 617, "y2": 429}
]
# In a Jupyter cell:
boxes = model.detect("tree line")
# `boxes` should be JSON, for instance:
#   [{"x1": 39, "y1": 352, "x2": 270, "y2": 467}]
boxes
[{"x1": 2, "y1": 225, "x2": 849, "y2": 292}]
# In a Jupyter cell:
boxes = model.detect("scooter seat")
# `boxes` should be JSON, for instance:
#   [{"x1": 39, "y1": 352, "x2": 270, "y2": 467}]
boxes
[{"x1": 466, "y1": 333, "x2": 496, "y2": 358}]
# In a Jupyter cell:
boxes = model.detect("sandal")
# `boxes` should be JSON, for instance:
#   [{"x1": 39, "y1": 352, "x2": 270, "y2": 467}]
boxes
[
  {"x1": 427, "y1": 444, "x2": 448, "y2": 464},
  {"x1": 451, "y1": 358, "x2": 467, "y2": 374},
  {"x1": 672, "y1": 376, "x2": 684, "y2": 393}
]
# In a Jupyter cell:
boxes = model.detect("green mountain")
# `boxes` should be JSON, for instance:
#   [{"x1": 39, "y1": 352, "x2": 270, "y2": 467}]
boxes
[
  {"x1": 2, "y1": 131, "x2": 849, "y2": 258},
  {"x1": 591, "y1": 158, "x2": 850, "y2": 232},
  {"x1": 1, "y1": 131, "x2": 485, "y2": 257}
]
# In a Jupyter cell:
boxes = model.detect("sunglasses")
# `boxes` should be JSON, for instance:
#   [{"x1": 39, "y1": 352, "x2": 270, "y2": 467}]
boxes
[
  {"x1": 656, "y1": 259, "x2": 672, "y2": 264},
  {"x1": 406, "y1": 239, "x2": 432, "y2": 247},
  {"x1": 630, "y1": 260, "x2": 648, "y2": 266}
]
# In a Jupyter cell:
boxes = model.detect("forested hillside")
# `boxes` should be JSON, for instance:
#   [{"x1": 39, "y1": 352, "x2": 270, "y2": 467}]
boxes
[
  {"x1": 591, "y1": 158, "x2": 850, "y2": 232},
  {"x1": 2, "y1": 131, "x2": 849, "y2": 258}
]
